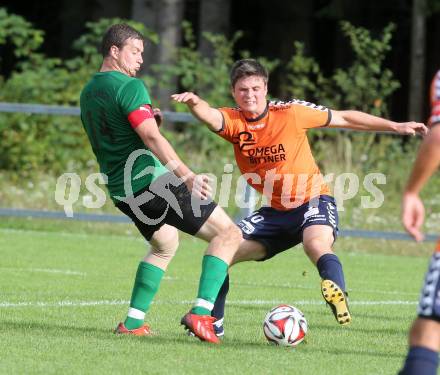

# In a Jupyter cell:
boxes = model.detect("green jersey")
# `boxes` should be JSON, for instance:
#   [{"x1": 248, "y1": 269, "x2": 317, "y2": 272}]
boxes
[{"x1": 80, "y1": 71, "x2": 168, "y2": 202}]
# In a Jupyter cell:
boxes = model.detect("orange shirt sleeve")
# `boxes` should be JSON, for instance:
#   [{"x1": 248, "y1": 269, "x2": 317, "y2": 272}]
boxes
[
  {"x1": 217, "y1": 107, "x2": 239, "y2": 142},
  {"x1": 291, "y1": 101, "x2": 331, "y2": 130}
]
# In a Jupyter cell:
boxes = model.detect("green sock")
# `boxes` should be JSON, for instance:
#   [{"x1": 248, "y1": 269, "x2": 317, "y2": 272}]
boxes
[
  {"x1": 191, "y1": 255, "x2": 228, "y2": 316},
  {"x1": 124, "y1": 262, "x2": 164, "y2": 330}
]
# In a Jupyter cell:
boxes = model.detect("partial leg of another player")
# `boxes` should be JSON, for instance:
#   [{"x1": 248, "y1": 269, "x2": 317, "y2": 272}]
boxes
[
  {"x1": 398, "y1": 250, "x2": 440, "y2": 375},
  {"x1": 398, "y1": 319, "x2": 440, "y2": 375},
  {"x1": 302, "y1": 224, "x2": 351, "y2": 325}
]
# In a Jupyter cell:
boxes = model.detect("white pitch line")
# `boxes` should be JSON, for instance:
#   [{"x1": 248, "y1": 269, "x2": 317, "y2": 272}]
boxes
[
  {"x1": 226, "y1": 300, "x2": 417, "y2": 306},
  {"x1": 0, "y1": 299, "x2": 417, "y2": 308},
  {"x1": 0, "y1": 300, "x2": 129, "y2": 308},
  {"x1": 162, "y1": 276, "x2": 178, "y2": 280},
  {"x1": 0, "y1": 267, "x2": 86, "y2": 276}
]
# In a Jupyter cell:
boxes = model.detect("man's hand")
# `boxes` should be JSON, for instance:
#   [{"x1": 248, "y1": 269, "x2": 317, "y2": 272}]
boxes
[
  {"x1": 153, "y1": 108, "x2": 163, "y2": 127},
  {"x1": 171, "y1": 92, "x2": 201, "y2": 107},
  {"x1": 395, "y1": 122, "x2": 428, "y2": 136},
  {"x1": 402, "y1": 192, "x2": 425, "y2": 242},
  {"x1": 185, "y1": 173, "x2": 213, "y2": 200}
]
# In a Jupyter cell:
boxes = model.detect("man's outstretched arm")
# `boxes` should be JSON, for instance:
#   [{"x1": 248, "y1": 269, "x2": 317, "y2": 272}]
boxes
[
  {"x1": 171, "y1": 92, "x2": 223, "y2": 132},
  {"x1": 329, "y1": 110, "x2": 428, "y2": 136}
]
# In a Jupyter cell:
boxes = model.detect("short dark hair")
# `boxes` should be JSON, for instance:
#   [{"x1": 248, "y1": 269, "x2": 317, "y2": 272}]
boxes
[
  {"x1": 101, "y1": 24, "x2": 144, "y2": 57},
  {"x1": 230, "y1": 59, "x2": 268, "y2": 88}
]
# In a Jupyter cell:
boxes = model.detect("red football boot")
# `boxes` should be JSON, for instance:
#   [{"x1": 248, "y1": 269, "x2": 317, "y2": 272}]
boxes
[
  {"x1": 181, "y1": 313, "x2": 220, "y2": 344},
  {"x1": 114, "y1": 322, "x2": 152, "y2": 336}
]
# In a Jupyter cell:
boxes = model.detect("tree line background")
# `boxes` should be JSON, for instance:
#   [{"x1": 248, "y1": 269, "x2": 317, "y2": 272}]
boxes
[
  {"x1": 2, "y1": 0, "x2": 440, "y2": 120},
  {"x1": 0, "y1": 0, "x2": 439, "y2": 226}
]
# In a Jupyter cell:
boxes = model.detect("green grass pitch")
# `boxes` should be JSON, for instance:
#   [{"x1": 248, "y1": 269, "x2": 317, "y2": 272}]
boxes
[{"x1": 0, "y1": 223, "x2": 431, "y2": 374}]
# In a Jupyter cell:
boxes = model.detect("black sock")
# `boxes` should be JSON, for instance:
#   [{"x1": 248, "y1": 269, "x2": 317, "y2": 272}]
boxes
[
  {"x1": 398, "y1": 346, "x2": 439, "y2": 375},
  {"x1": 211, "y1": 274, "x2": 229, "y2": 321},
  {"x1": 316, "y1": 253, "x2": 346, "y2": 291}
]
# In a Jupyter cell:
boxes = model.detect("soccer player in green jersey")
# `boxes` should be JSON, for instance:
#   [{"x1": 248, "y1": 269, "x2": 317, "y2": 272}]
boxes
[{"x1": 79, "y1": 24, "x2": 241, "y2": 344}]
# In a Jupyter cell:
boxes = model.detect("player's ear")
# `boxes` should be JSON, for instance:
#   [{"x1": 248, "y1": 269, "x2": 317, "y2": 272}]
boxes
[
  {"x1": 109, "y1": 45, "x2": 119, "y2": 59},
  {"x1": 230, "y1": 85, "x2": 236, "y2": 100},
  {"x1": 263, "y1": 81, "x2": 268, "y2": 96}
]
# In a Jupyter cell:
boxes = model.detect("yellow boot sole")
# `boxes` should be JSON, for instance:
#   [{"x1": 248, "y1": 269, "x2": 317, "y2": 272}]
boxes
[{"x1": 321, "y1": 279, "x2": 351, "y2": 325}]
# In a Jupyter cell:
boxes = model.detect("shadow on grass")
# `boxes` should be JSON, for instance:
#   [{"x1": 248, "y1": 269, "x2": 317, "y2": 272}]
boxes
[
  {"x1": 230, "y1": 305, "x2": 409, "y2": 335},
  {"x1": 352, "y1": 311, "x2": 413, "y2": 323},
  {"x1": 307, "y1": 322, "x2": 406, "y2": 337},
  {"x1": 0, "y1": 320, "x2": 115, "y2": 336},
  {"x1": 0, "y1": 320, "x2": 237, "y2": 347},
  {"x1": 0, "y1": 320, "x2": 406, "y2": 358},
  {"x1": 227, "y1": 336, "x2": 404, "y2": 359},
  {"x1": 300, "y1": 346, "x2": 403, "y2": 359}
]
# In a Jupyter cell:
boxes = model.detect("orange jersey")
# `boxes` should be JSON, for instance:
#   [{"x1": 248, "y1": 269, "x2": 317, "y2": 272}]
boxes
[
  {"x1": 218, "y1": 100, "x2": 332, "y2": 210},
  {"x1": 429, "y1": 70, "x2": 440, "y2": 127}
]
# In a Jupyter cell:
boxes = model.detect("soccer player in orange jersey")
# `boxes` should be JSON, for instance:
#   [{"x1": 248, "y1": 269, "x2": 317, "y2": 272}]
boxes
[
  {"x1": 397, "y1": 92, "x2": 440, "y2": 375},
  {"x1": 172, "y1": 59, "x2": 427, "y2": 333}
]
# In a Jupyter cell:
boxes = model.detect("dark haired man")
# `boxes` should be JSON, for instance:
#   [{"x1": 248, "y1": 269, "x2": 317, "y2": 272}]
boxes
[
  {"x1": 79, "y1": 23, "x2": 242, "y2": 344},
  {"x1": 172, "y1": 58, "x2": 428, "y2": 334}
]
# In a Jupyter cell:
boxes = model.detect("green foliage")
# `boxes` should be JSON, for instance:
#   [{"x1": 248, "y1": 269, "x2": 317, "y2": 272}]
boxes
[
  {"x1": 285, "y1": 22, "x2": 399, "y2": 115},
  {"x1": 0, "y1": 10, "x2": 157, "y2": 175},
  {"x1": 153, "y1": 20, "x2": 241, "y2": 108},
  {"x1": 283, "y1": 22, "x2": 403, "y2": 175},
  {"x1": 427, "y1": 0, "x2": 440, "y2": 15},
  {"x1": 0, "y1": 8, "x2": 44, "y2": 61},
  {"x1": 156, "y1": 20, "x2": 279, "y2": 107},
  {"x1": 0, "y1": 12, "x2": 434, "y2": 230},
  {"x1": 283, "y1": 41, "x2": 330, "y2": 104},
  {"x1": 0, "y1": 10, "x2": 420, "y2": 204}
]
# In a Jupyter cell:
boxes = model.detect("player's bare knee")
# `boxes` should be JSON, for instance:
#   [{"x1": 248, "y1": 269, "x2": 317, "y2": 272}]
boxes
[
  {"x1": 219, "y1": 224, "x2": 242, "y2": 247},
  {"x1": 228, "y1": 224, "x2": 243, "y2": 243},
  {"x1": 409, "y1": 318, "x2": 440, "y2": 348},
  {"x1": 303, "y1": 237, "x2": 332, "y2": 253},
  {"x1": 151, "y1": 237, "x2": 179, "y2": 261}
]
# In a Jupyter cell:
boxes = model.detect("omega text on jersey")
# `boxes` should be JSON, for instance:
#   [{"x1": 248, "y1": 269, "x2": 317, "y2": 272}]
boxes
[{"x1": 247, "y1": 143, "x2": 286, "y2": 164}]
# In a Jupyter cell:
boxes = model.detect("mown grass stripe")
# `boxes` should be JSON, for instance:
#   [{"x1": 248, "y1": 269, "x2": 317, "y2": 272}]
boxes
[{"x1": 0, "y1": 299, "x2": 417, "y2": 308}]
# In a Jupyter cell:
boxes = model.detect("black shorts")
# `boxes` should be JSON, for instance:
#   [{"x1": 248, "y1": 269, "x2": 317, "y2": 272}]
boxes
[
  {"x1": 237, "y1": 195, "x2": 338, "y2": 261},
  {"x1": 417, "y1": 244, "x2": 440, "y2": 322},
  {"x1": 116, "y1": 173, "x2": 217, "y2": 241}
]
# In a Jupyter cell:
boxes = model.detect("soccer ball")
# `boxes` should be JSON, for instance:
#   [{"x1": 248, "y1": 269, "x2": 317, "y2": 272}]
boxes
[{"x1": 263, "y1": 304, "x2": 308, "y2": 347}]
